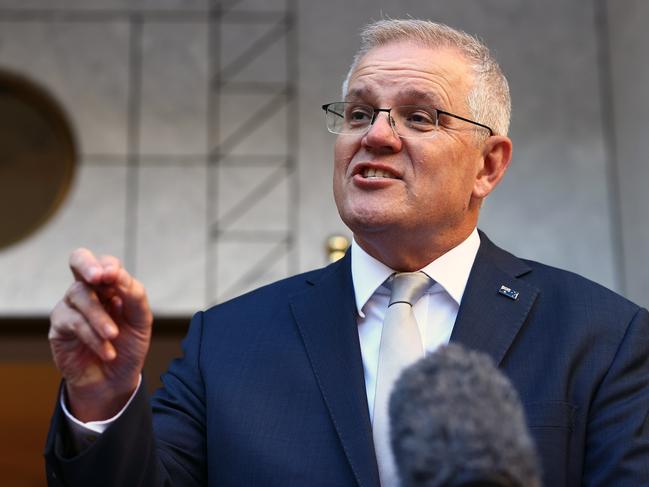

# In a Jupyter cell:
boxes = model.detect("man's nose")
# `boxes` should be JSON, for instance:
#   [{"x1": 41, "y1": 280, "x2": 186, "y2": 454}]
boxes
[{"x1": 362, "y1": 112, "x2": 403, "y2": 152}]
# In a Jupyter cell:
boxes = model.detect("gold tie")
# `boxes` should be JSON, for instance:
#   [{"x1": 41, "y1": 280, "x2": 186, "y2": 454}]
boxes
[{"x1": 373, "y1": 271, "x2": 432, "y2": 486}]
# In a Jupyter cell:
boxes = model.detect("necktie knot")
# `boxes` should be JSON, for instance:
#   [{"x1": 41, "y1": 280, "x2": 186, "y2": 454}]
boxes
[{"x1": 388, "y1": 271, "x2": 432, "y2": 307}]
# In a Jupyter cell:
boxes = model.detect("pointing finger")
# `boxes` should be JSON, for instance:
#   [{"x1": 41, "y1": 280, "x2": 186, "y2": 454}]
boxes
[{"x1": 69, "y1": 248, "x2": 103, "y2": 285}]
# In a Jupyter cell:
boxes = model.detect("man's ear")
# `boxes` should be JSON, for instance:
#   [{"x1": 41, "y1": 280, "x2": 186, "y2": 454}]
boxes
[{"x1": 473, "y1": 135, "x2": 513, "y2": 199}]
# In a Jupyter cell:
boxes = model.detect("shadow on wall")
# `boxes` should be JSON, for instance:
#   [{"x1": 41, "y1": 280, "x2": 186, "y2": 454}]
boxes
[{"x1": 0, "y1": 69, "x2": 77, "y2": 251}]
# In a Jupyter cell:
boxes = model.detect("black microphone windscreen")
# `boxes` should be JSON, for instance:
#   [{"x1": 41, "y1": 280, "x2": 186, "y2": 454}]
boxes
[{"x1": 389, "y1": 343, "x2": 542, "y2": 487}]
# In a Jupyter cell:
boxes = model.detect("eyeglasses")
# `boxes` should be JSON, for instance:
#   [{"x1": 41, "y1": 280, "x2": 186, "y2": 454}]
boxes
[{"x1": 321, "y1": 101, "x2": 493, "y2": 138}]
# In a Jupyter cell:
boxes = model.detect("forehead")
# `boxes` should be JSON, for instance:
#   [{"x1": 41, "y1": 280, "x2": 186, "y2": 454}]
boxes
[{"x1": 346, "y1": 42, "x2": 473, "y2": 109}]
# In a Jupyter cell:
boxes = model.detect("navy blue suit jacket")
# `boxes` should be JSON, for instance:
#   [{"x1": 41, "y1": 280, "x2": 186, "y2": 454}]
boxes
[{"x1": 45, "y1": 233, "x2": 649, "y2": 486}]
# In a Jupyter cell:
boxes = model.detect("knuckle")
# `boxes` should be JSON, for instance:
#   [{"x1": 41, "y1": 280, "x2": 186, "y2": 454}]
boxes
[
  {"x1": 48, "y1": 319, "x2": 61, "y2": 340},
  {"x1": 69, "y1": 247, "x2": 88, "y2": 266},
  {"x1": 50, "y1": 301, "x2": 71, "y2": 330},
  {"x1": 49, "y1": 300, "x2": 65, "y2": 320},
  {"x1": 77, "y1": 324, "x2": 97, "y2": 346},
  {"x1": 66, "y1": 281, "x2": 89, "y2": 305},
  {"x1": 100, "y1": 254, "x2": 121, "y2": 267},
  {"x1": 72, "y1": 319, "x2": 100, "y2": 348},
  {"x1": 68, "y1": 315, "x2": 83, "y2": 333},
  {"x1": 49, "y1": 304, "x2": 81, "y2": 339},
  {"x1": 47, "y1": 323, "x2": 58, "y2": 341}
]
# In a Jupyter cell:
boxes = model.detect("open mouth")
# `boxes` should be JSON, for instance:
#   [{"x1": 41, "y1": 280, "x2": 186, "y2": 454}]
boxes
[{"x1": 361, "y1": 168, "x2": 397, "y2": 179}]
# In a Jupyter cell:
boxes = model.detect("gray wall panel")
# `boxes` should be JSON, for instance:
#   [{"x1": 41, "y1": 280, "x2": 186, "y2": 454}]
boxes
[
  {"x1": 607, "y1": 0, "x2": 649, "y2": 306},
  {"x1": 0, "y1": 1, "x2": 645, "y2": 313}
]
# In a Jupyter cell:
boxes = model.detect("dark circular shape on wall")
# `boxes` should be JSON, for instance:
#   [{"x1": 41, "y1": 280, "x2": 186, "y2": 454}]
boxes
[{"x1": 0, "y1": 70, "x2": 77, "y2": 250}]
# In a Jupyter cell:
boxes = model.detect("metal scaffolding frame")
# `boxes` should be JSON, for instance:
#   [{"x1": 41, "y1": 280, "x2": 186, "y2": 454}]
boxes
[
  {"x1": 207, "y1": 0, "x2": 299, "y2": 303},
  {"x1": 0, "y1": 0, "x2": 299, "y2": 306}
]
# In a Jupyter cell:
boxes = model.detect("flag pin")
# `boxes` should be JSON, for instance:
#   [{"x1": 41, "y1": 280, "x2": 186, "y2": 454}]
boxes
[{"x1": 498, "y1": 285, "x2": 519, "y2": 300}]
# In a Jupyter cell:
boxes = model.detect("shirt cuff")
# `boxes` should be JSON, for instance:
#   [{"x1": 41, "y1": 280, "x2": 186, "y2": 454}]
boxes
[{"x1": 61, "y1": 375, "x2": 142, "y2": 449}]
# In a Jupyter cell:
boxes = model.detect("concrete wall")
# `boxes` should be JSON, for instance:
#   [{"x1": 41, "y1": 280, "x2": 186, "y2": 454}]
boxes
[
  {"x1": 606, "y1": 0, "x2": 649, "y2": 306},
  {"x1": 0, "y1": 0, "x2": 646, "y2": 314}
]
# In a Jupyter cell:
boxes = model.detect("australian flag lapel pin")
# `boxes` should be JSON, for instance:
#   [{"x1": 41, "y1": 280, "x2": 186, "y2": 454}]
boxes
[{"x1": 498, "y1": 284, "x2": 519, "y2": 300}]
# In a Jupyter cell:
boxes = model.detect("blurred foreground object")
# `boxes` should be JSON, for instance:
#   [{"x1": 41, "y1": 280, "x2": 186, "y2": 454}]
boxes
[
  {"x1": 390, "y1": 343, "x2": 542, "y2": 487},
  {"x1": 326, "y1": 234, "x2": 350, "y2": 262}
]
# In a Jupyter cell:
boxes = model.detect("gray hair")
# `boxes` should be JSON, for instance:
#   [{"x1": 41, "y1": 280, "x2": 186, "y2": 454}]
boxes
[{"x1": 342, "y1": 19, "x2": 511, "y2": 136}]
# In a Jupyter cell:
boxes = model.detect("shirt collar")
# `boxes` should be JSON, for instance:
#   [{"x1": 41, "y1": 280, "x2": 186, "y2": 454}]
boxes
[{"x1": 351, "y1": 228, "x2": 480, "y2": 317}]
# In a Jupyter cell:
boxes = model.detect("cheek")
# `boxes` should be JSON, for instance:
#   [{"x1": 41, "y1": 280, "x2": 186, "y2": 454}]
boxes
[
  {"x1": 333, "y1": 139, "x2": 350, "y2": 200},
  {"x1": 411, "y1": 148, "x2": 475, "y2": 199},
  {"x1": 334, "y1": 137, "x2": 358, "y2": 173}
]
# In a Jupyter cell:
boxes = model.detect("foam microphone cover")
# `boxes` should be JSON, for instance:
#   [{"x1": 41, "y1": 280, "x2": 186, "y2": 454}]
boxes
[{"x1": 389, "y1": 343, "x2": 542, "y2": 487}]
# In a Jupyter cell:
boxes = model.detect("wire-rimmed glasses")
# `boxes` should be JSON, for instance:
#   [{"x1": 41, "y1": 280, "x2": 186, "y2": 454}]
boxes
[{"x1": 321, "y1": 101, "x2": 493, "y2": 138}]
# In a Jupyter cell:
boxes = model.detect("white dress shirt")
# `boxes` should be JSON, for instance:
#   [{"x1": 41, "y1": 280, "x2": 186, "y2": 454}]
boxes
[
  {"x1": 64, "y1": 228, "x2": 481, "y2": 442},
  {"x1": 351, "y1": 228, "x2": 480, "y2": 421}
]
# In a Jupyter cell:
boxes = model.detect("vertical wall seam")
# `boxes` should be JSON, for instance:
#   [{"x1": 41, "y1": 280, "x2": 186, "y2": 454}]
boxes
[
  {"x1": 125, "y1": 15, "x2": 143, "y2": 273},
  {"x1": 593, "y1": 0, "x2": 627, "y2": 295},
  {"x1": 206, "y1": 1, "x2": 221, "y2": 305},
  {"x1": 287, "y1": 0, "x2": 299, "y2": 275}
]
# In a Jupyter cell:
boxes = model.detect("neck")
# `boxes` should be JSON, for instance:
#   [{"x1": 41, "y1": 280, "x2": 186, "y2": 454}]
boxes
[{"x1": 354, "y1": 226, "x2": 476, "y2": 271}]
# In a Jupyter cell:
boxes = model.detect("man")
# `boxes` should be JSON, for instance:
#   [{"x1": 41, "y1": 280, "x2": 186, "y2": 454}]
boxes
[{"x1": 45, "y1": 19, "x2": 649, "y2": 486}]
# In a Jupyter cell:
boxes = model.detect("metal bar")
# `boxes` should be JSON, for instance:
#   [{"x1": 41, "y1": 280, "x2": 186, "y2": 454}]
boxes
[
  {"x1": 137, "y1": 156, "x2": 207, "y2": 165},
  {"x1": 218, "y1": 81, "x2": 291, "y2": 93},
  {"x1": 213, "y1": 229, "x2": 291, "y2": 241},
  {"x1": 82, "y1": 154, "x2": 210, "y2": 164},
  {"x1": 211, "y1": 89, "x2": 290, "y2": 157},
  {"x1": 220, "y1": 10, "x2": 288, "y2": 23},
  {"x1": 124, "y1": 15, "x2": 143, "y2": 273},
  {"x1": 218, "y1": 16, "x2": 288, "y2": 82},
  {"x1": 286, "y1": 0, "x2": 299, "y2": 275},
  {"x1": 216, "y1": 154, "x2": 289, "y2": 166},
  {"x1": 206, "y1": 2, "x2": 222, "y2": 304},
  {"x1": 212, "y1": 164, "x2": 288, "y2": 231},
  {"x1": 0, "y1": 9, "x2": 210, "y2": 21},
  {"x1": 219, "y1": 238, "x2": 288, "y2": 300},
  {"x1": 206, "y1": 0, "x2": 297, "y2": 303},
  {"x1": 218, "y1": 0, "x2": 245, "y2": 16}
]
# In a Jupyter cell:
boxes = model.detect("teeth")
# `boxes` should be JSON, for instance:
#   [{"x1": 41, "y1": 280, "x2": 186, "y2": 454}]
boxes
[{"x1": 362, "y1": 168, "x2": 395, "y2": 179}]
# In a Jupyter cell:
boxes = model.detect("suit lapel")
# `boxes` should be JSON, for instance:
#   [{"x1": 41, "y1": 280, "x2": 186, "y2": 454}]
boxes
[
  {"x1": 451, "y1": 233, "x2": 540, "y2": 366},
  {"x1": 289, "y1": 253, "x2": 380, "y2": 487}
]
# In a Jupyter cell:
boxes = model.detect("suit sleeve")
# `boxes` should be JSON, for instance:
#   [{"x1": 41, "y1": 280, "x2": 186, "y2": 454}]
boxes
[
  {"x1": 583, "y1": 306, "x2": 649, "y2": 486},
  {"x1": 44, "y1": 311, "x2": 207, "y2": 486}
]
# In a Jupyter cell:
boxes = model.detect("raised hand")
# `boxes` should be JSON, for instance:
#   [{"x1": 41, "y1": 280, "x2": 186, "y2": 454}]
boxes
[{"x1": 49, "y1": 248, "x2": 153, "y2": 422}]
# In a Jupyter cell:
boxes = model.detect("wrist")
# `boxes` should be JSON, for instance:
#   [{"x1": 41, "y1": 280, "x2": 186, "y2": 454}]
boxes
[{"x1": 65, "y1": 375, "x2": 140, "y2": 423}]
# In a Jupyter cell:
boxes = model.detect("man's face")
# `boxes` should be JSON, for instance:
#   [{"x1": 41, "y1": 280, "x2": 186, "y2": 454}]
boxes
[{"x1": 333, "y1": 42, "x2": 489, "y2": 255}]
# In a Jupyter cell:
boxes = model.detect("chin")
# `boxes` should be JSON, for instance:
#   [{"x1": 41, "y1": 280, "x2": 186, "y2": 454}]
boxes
[{"x1": 339, "y1": 209, "x2": 393, "y2": 236}]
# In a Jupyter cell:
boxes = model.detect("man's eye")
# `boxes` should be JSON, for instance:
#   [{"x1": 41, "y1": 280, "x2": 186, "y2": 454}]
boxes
[
  {"x1": 349, "y1": 110, "x2": 370, "y2": 120},
  {"x1": 347, "y1": 108, "x2": 372, "y2": 124},
  {"x1": 406, "y1": 111, "x2": 435, "y2": 126}
]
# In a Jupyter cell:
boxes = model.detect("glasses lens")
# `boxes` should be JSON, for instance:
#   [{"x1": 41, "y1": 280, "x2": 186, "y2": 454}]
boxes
[
  {"x1": 325, "y1": 102, "x2": 373, "y2": 135},
  {"x1": 392, "y1": 106, "x2": 439, "y2": 138}
]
